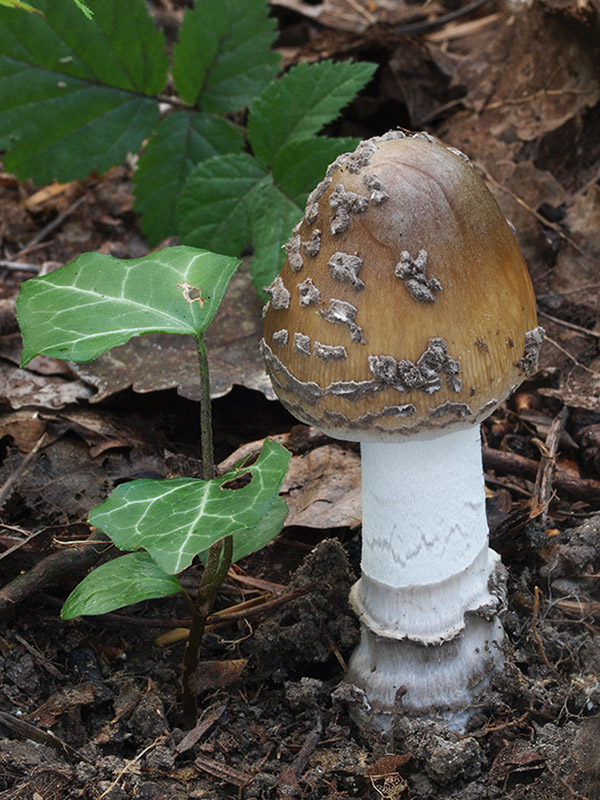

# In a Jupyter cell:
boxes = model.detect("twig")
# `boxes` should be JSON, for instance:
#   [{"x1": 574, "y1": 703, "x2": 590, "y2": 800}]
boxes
[
  {"x1": 395, "y1": 0, "x2": 491, "y2": 35},
  {"x1": 13, "y1": 194, "x2": 87, "y2": 259},
  {"x1": 482, "y1": 446, "x2": 600, "y2": 505},
  {"x1": 99, "y1": 735, "x2": 167, "y2": 798},
  {"x1": 531, "y1": 586, "x2": 554, "y2": 673},
  {"x1": 532, "y1": 407, "x2": 569, "y2": 525},
  {"x1": 0, "y1": 529, "x2": 111, "y2": 613},
  {"x1": 278, "y1": 716, "x2": 323, "y2": 791},
  {"x1": 0, "y1": 710, "x2": 90, "y2": 763},
  {"x1": 543, "y1": 334, "x2": 600, "y2": 375},
  {"x1": 0, "y1": 433, "x2": 49, "y2": 509},
  {"x1": 538, "y1": 310, "x2": 600, "y2": 340},
  {"x1": 0, "y1": 259, "x2": 40, "y2": 272}
]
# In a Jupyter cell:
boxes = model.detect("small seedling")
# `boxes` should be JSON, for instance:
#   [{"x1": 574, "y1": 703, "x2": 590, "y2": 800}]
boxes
[{"x1": 16, "y1": 246, "x2": 291, "y2": 727}]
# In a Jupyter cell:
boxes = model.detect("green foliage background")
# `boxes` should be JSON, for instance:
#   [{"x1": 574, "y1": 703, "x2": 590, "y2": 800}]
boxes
[{"x1": 0, "y1": 0, "x2": 376, "y2": 294}]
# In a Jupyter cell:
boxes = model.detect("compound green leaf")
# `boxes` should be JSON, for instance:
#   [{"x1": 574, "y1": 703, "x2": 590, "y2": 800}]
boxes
[
  {"x1": 135, "y1": 112, "x2": 244, "y2": 247},
  {"x1": 0, "y1": 1, "x2": 43, "y2": 13},
  {"x1": 61, "y1": 551, "x2": 182, "y2": 619},
  {"x1": 177, "y1": 153, "x2": 268, "y2": 256},
  {"x1": 248, "y1": 60, "x2": 377, "y2": 166},
  {"x1": 88, "y1": 439, "x2": 291, "y2": 574},
  {"x1": 17, "y1": 246, "x2": 240, "y2": 365},
  {"x1": 0, "y1": 0, "x2": 168, "y2": 183},
  {"x1": 249, "y1": 178, "x2": 303, "y2": 298},
  {"x1": 272, "y1": 136, "x2": 359, "y2": 205},
  {"x1": 173, "y1": 0, "x2": 279, "y2": 113}
]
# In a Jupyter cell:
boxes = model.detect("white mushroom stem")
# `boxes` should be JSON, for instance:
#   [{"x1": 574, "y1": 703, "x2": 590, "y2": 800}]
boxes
[{"x1": 347, "y1": 425, "x2": 506, "y2": 730}]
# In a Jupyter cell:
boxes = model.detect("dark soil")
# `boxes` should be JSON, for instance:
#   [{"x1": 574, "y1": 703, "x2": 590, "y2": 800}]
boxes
[{"x1": 0, "y1": 485, "x2": 599, "y2": 799}]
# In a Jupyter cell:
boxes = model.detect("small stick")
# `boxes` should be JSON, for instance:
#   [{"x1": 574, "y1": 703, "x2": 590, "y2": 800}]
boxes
[
  {"x1": 0, "y1": 433, "x2": 49, "y2": 509},
  {"x1": 533, "y1": 407, "x2": 569, "y2": 525},
  {"x1": 482, "y1": 446, "x2": 600, "y2": 504},
  {"x1": 0, "y1": 530, "x2": 111, "y2": 613},
  {"x1": 278, "y1": 716, "x2": 323, "y2": 791},
  {"x1": 531, "y1": 586, "x2": 554, "y2": 673},
  {"x1": 13, "y1": 194, "x2": 87, "y2": 259},
  {"x1": 538, "y1": 309, "x2": 600, "y2": 340},
  {"x1": 0, "y1": 259, "x2": 40, "y2": 272}
]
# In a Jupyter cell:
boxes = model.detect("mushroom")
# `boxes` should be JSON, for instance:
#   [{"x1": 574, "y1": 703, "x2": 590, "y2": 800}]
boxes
[{"x1": 261, "y1": 131, "x2": 544, "y2": 729}]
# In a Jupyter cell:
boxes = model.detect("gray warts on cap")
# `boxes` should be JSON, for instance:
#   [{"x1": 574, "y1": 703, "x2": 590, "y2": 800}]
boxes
[
  {"x1": 395, "y1": 250, "x2": 442, "y2": 303},
  {"x1": 272, "y1": 329, "x2": 288, "y2": 347},
  {"x1": 517, "y1": 326, "x2": 545, "y2": 373},
  {"x1": 446, "y1": 146, "x2": 471, "y2": 164},
  {"x1": 368, "y1": 338, "x2": 461, "y2": 395},
  {"x1": 352, "y1": 404, "x2": 417, "y2": 427},
  {"x1": 264, "y1": 276, "x2": 290, "y2": 310},
  {"x1": 328, "y1": 252, "x2": 364, "y2": 291},
  {"x1": 302, "y1": 229, "x2": 321, "y2": 257},
  {"x1": 260, "y1": 340, "x2": 323, "y2": 406},
  {"x1": 318, "y1": 299, "x2": 366, "y2": 344},
  {"x1": 327, "y1": 378, "x2": 386, "y2": 401},
  {"x1": 298, "y1": 278, "x2": 321, "y2": 307},
  {"x1": 294, "y1": 332, "x2": 311, "y2": 357},
  {"x1": 344, "y1": 140, "x2": 377, "y2": 173},
  {"x1": 305, "y1": 177, "x2": 333, "y2": 225},
  {"x1": 284, "y1": 233, "x2": 303, "y2": 272},
  {"x1": 315, "y1": 342, "x2": 347, "y2": 361},
  {"x1": 429, "y1": 401, "x2": 473, "y2": 418},
  {"x1": 363, "y1": 174, "x2": 389, "y2": 205},
  {"x1": 330, "y1": 184, "x2": 369, "y2": 235},
  {"x1": 412, "y1": 131, "x2": 438, "y2": 143},
  {"x1": 418, "y1": 337, "x2": 461, "y2": 393}
]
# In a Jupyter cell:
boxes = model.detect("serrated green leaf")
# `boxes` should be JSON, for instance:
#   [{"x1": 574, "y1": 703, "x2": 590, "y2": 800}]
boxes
[
  {"x1": 71, "y1": 0, "x2": 92, "y2": 17},
  {"x1": 0, "y1": 0, "x2": 168, "y2": 183},
  {"x1": 248, "y1": 60, "x2": 377, "y2": 165},
  {"x1": 135, "y1": 112, "x2": 244, "y2": 247},
  {"x1": 0, "y1": 0, "x2": 43, "y2": 13},
  {"x1": 177, "y1": 153, "x2": 268, "y2": 255},
  {"x1": 272, "y1": 136, "x2": 359, "y2": 205},
  {"x1": 17, "y1": 246, "x2": 240, "y2": 365},
  {"x1": 249, "y1": 179, "x2": 303, "y2": 298},
  {"x1": 89, "y1": 439, "x2": 291, "y2": 574},
  {"x1": 61, "y1": 551, "x2": 183, "y2": 619},
  {"x1": 173, "y1": 0, "x2": 279, "y2": 113}
]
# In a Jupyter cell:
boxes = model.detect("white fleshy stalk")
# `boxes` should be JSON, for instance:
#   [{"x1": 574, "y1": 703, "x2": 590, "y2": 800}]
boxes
[{"x1": 346, "y1": 425, "x2": 506, "y2": 731}]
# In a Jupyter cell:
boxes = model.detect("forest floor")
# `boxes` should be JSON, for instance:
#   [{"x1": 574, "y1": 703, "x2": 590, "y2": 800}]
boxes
[{"x1": 1, "y1": 1, "x2": 600, "y2": 798}]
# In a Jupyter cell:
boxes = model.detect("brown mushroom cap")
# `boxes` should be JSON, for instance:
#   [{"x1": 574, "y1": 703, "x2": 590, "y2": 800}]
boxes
[{"x1": 262, "y1": 132, "x2": 542, "y2": 440}]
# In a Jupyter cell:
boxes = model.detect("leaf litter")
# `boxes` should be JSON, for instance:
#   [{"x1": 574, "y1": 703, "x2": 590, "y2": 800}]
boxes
[{"x1": 0, "y1": 1, "x2": 600, "y2": 798}]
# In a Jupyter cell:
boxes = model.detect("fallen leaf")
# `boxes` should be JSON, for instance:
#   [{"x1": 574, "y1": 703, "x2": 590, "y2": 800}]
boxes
[{"x1": 283, "y1": 445, "x2": 361, "y2": 529}]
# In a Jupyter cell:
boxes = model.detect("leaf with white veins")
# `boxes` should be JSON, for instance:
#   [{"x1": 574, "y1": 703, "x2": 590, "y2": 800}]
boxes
[
  {"x1": 88, "y1": 439, "x2": 291, "y2": 574},
  {"x1": 61, "y1": 552, "x2": 183, "y2": 619},
  {"x1": 17, "y1": 247, "x2": 240, "y2": 365}
]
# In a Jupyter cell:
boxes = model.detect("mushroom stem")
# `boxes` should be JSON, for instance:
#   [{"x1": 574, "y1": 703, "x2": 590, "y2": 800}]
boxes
[{"x1": 347, "y1": 425, "x2": 506, "y2": 729}]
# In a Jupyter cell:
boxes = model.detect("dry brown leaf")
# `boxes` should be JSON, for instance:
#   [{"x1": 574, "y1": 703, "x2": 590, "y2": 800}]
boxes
[
  {"x1": 0, "y1": 410, "x2": 47, "y2": 452},
  {"x1": 437, "y1": 3, "x2": 600, "y2": 413},
  {"x1": 271, "y1": 0, "x2": 434, "y2": 33},
  {"x1": 0, "y1": 364, "x2": 93, "y2": 410},
  {"x1": 282, "y1": 444, "x2": 361, "y2": 529}
]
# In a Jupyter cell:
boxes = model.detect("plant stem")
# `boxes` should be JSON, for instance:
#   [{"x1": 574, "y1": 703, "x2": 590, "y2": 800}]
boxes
[
  {"x1": 181, "y1": 335, "x2": 233, "y2": 729},
  {"x1": 194, "y1": 334, "x2": 215, "y2": 482},
  {"x1": 181, "y1": 535, "x2": 233, "y2": 729}
]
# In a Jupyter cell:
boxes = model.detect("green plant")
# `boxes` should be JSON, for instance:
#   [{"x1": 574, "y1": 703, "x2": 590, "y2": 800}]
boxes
[
  {"x1": 0, "y1": 0, "x2": 376, "y2": 296},
  {"x1": 1, "y1": 0, "x2": 91, "y2": 15},
  {"x1": 16, "y1": 246, "x2": 291, "y2": 727}
]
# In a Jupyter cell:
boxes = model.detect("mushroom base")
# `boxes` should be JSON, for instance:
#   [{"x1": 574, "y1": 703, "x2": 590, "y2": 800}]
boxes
[{"x1": 345, "y1": 606, "x2": 505, "y2": 732}]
